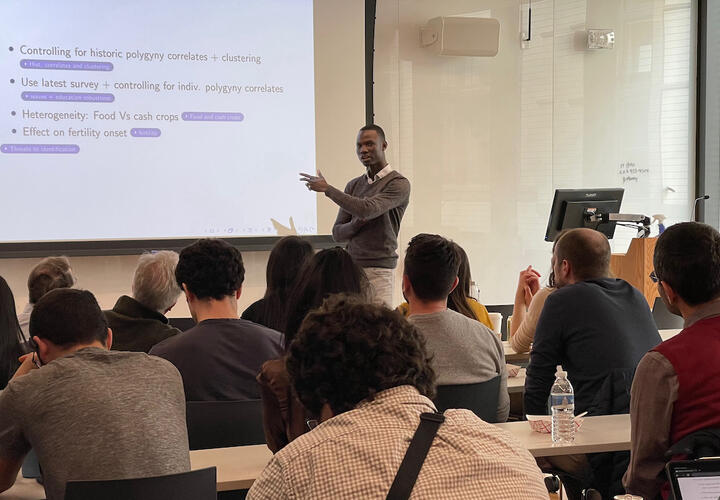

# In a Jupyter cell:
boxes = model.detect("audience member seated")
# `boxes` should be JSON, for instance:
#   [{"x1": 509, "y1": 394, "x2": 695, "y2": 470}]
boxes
[
  {"x1": 241, "y1": 236, "x2": 314, "y2": 330},
  {"x1": 624, "y1": 222, "x2": 720, "y2": 500},
  {"x1": 397, "y1": 242, "x2": 493, "y2": 329},
  {"x1": 524, "y1": 228, "x2": 661, "y2": 499},
  {"x1": 105, "y1": 251, "x2": 182, "y2": 353},
  {"x1": 509, "y1": 264, "x2": 555, "y2": 354},
  {"x1": 17, "y1": 256, "x2": 75, "y2": 339},
  {"x1": 248, "y1": 294, "x2": 548, "y2": 499},
  {"x1": 0, "y1": 276, "x2": 24, "y2": 390},
  {"x1": 257, "y1": 247, "x2": 370, "y2": 452},
  {"x1": 403, "y1": 234, "x2": 509, "y2": 422},
  {"x1": 150, "y1": 239, "x2": 282, "y2": 401},
  {"x1": 0, "y1": 289, "x2": 190, "y2": 500}
]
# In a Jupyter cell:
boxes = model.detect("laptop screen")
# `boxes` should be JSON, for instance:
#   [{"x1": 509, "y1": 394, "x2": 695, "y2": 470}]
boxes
[{"x1": 667, "y1": 460, "x2": 720, "y2": 500}]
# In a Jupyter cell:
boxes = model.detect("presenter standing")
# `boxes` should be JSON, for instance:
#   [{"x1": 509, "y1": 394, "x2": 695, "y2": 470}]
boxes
[{"x1": 300, "y1": 125, "x2": 410, "y2": 306}]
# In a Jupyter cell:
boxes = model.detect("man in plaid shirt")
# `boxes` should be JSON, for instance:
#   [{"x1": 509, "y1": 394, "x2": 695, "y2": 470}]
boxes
[{"x1": 248, "y1": 294, "x2": 547, "y2": 499}]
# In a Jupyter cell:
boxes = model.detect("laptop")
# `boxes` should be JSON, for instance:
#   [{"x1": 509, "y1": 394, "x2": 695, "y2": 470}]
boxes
[{"x1": 666, "y1": 458, "x2": 720, "y2": 500}]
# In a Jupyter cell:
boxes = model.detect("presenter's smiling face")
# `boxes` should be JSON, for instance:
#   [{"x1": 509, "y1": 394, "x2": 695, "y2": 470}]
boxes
[{"x1": 356, "y1": 130, "x2": 386, "y2": 169}]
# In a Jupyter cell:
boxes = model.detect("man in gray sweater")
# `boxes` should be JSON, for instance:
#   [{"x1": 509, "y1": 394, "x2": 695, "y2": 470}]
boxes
[
  {"x1": 403, "y1": 234, "x2": 509, "y2": 423},
  {"x1": 300, "y1": 125, "x2": 410, "y2": 306}
]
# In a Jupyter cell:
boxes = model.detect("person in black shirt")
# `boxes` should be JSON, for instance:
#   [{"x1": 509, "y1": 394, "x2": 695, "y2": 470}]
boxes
[
  {"x1": 0, "y1": 276, "x2": 24, "y2": 390},
  {"x1": 524, "y1": 228, "x2": 661, "y2": 499},
  {"x1": 150, "y1": 239, "x2": 282, "y2": 401}
]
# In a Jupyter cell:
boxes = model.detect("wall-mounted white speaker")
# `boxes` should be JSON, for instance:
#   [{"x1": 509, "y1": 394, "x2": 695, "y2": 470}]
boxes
[{"x1": 420, "y1": 17, "x2": 500, "y2": 57}]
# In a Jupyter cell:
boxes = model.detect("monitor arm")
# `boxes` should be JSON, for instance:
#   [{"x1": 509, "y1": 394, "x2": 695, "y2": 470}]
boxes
[{"x1": 584, "y1": 209, "x2": 652, "y2": 238}]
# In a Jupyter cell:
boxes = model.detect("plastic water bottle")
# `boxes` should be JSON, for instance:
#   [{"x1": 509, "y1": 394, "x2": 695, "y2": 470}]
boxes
[{"x1": 551, "y1": 365, "x2": 575, "y2": 443}]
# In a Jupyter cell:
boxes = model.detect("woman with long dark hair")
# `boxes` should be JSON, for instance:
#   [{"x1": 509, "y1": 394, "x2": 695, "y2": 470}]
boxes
[
  {"x1": 1, "y1": 276, "x2": 24, "y2": 390},
  {"x1": 257, "y1": 247, "x2": 370, "y2": 452},
  {"x1": 446, "y1": 243, "x2": 493, "y2": 328},
  {"x1": 241, "y1": 236, "x2": 314, "y2": 331}
]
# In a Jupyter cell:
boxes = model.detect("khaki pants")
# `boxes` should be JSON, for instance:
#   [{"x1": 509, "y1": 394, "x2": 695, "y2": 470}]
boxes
[{"x1": 364, "y1": 267, "x2": 395, "y2": 307}]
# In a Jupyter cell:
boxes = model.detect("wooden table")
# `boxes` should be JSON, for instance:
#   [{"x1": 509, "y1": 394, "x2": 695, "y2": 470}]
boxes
[
  {"x1": 2, "y1": 415, "x2": 631, "y2": 498},
  {"x1": 190, "y1": 445, "x2": 272, "y2": 492},
  {"x1": 495, "y1": 413, "x2": 631, "y2": 457},
  {"x1": 0, "y1": 476, "x2": 44, "y2": 500}
]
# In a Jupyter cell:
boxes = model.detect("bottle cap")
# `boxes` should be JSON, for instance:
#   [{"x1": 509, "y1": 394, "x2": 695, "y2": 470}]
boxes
[{"x1": 555, "y1": 365, "x2": 566, "y2": 377}]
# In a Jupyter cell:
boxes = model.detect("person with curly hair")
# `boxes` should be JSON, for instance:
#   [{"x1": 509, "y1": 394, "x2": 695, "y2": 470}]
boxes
[
  {"x1": 150, "y1": 239, "x2": 282, "y2": 401},
  {"x1": 248, "y1": 294, "x2": 547, "y2": 499}
]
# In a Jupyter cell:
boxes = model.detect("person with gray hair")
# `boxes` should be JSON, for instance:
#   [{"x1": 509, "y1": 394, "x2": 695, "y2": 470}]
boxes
[
  {"x1": 17, "y1": 256, "x2": 75, "y2": 339},
  {"x1": 105, "y1": 251, "x2": 183, "y2": 353}
]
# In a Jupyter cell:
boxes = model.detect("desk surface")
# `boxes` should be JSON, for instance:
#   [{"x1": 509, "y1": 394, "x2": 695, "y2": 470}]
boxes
[
  {"x1": 507, "y1": 368, "x2": 526, "y2": 394},
  {"x1": 0, "y1": 476, "x2": 44, "y2": 500},
  {"x1": 0, "y1": 415, "x2": 632, "y2": 498},
  {"x1": 496, "y1": 413, "x2": 631, "y2": 457},
  {"x1": 190, "y1": 445, "x2": 272, "y2": 492}
]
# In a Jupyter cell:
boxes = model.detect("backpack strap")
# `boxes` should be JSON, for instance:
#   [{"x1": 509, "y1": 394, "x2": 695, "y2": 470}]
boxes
[{"x1": 386, "y1": 412, "x2": 445, "y2": 500}]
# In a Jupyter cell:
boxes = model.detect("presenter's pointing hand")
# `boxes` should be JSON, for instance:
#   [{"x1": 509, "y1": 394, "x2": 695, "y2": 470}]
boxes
[{"x1": 299, "y1": 171, "x2": 329, "y2": 193}]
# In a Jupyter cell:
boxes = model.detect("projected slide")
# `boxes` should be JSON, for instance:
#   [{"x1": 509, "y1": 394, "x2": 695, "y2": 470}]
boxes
[{"x1": 0, "y1": 0, "x2": 316, "y2": 242}]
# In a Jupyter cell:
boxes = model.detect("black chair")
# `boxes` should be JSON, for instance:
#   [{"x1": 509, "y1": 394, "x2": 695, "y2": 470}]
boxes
[
  {"x1": 485, "y1": 304, "x2": 514, "y2": 340},
  {"x1": 64, "y1": 467, "x2": 216, "y2": 500},
  {"x1": 168, "y1": 317, "x2": 196, "y2": 332},
  {"x1": 186, "y1": 400, "x2": 266, "y2": 450},
  {"x1": 652, "y1": 297, "x2": 684, "y2": 330},
  {"x1": 433, "y1": 376, "x2": 501, "y2": 423}
]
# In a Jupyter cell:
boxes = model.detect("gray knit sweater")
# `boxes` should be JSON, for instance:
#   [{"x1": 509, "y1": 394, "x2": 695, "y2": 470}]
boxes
[{"x1": 326, "y1": 170, "x2": 410, "y2": 269}]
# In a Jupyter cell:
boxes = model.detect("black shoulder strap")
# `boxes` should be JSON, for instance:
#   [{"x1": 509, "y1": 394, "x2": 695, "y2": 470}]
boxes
[{"x1": 386, "y1": 412, "x2": 445, "y2": 500}]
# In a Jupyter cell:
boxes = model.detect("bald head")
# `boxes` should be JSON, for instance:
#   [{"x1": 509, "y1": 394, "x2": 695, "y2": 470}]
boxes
[{"x1": 553, "y1": 228, "x2": 611, "y2": 286}]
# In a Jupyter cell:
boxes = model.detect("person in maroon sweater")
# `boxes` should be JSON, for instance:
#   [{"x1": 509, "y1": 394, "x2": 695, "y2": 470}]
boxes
[{"x1": 624, "y1": 222, "x2": 720, "y2": 500}]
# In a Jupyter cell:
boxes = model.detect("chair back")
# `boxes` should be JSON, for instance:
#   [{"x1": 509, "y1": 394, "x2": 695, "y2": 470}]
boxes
[
  {"x1": 64, "y1": 467, "x2": 216, "y2": 500},
  {"x1": 434, "y1": 376, "x2": 501, "y2": 423},
  {"x1": 652, "y1": 297, "x2": 684, "y2": 330},
  {"x1": 186, "y1": 399, "x2": 265, "y2": 450}
]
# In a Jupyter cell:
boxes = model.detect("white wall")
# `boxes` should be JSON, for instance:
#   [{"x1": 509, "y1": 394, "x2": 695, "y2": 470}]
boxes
[{"x1": 374, "y1": 0, "x2": 695, "y2": 304}]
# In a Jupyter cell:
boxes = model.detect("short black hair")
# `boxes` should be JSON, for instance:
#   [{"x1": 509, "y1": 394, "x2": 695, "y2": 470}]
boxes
[
  {"x1": 654, "y1": 222, "x2": 720, "y2": 306},
  {"x1": 404, "y1": 234, "x2": 459, "y2": 301},
  {"x1": 175, "y1": 239, "x2": 245, "y2": 300},
  {"x1": 359, "y1": 124, "x2": 386, "y2": 143},
  {"x1": 287, "y1": 294, "x2": 436, "y2": 416},
  {"x1": 30, "y1": 288, "x2": 108, "y2": 347}
]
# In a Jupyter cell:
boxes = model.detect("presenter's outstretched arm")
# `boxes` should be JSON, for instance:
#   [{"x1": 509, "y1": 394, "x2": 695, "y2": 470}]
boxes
[{"x1": 300, "y1": 171, "x2": 410, "y2": 220}]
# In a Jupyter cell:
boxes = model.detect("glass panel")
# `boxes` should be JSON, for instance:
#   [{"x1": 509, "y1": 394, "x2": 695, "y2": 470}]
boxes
[{"x1": 375, "y1": 0, "x2": 696, "y2": 303}]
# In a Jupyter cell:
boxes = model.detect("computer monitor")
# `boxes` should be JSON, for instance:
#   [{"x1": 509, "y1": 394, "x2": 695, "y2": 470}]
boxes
[{"x1": 544, "y1": 188, "x2": 625, "y2": 242}]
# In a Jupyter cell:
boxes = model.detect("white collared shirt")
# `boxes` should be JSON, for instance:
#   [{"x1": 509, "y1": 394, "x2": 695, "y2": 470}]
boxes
[{"x1": 366, "y1": 164, "x2": 393, "y2": 184}]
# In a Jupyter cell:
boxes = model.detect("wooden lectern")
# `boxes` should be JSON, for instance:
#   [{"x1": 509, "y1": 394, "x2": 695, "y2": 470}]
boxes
[{"x1": 610, "y1": 237, "x2": 659, "y2": 307}]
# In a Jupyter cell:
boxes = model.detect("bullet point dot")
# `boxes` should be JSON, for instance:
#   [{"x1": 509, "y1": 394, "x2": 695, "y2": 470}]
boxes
[
  {"x1": 11, "y1": 111, "x2": 16, "y2": 116},
  {"x1": 10, "y1": 79, "x2": 15, "y2": 84},
  {"x1": 9, "y1": 47, "x2": 13, "y2": 52},
  {"x1": 11, "y1": 129, "x2": 17, "y2": 134}
]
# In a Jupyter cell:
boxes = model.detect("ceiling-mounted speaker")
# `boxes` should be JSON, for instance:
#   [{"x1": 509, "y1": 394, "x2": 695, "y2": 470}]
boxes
[{"x1": 420, "y1": 17, "x2": 500, "y2": 57}]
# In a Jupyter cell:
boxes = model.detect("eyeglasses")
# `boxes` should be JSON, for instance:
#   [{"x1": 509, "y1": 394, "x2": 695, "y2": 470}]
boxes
[{"x1": 649, "y1": 270, "x2": 658, "y2": 283}]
